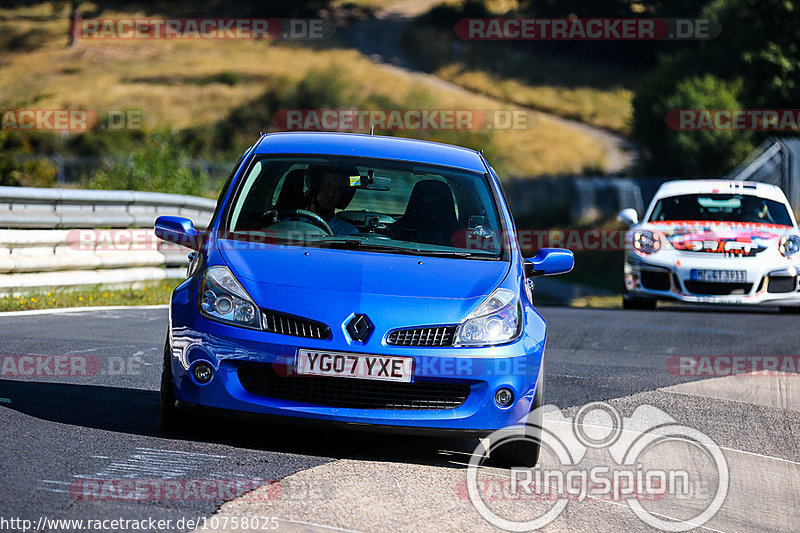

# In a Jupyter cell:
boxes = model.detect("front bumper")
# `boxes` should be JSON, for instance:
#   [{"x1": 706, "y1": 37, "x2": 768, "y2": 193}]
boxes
[
  {"x1": 624, "y1": 251, "x2": 800, "y2": 306},
  {"x1": 168, "y1": 283, "x2": 545, "y2": 435}
]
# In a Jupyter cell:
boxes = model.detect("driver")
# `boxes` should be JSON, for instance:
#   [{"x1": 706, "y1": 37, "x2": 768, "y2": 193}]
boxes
[{"x1": 305, "y1": 165, "x2": 358, "y2": 236}]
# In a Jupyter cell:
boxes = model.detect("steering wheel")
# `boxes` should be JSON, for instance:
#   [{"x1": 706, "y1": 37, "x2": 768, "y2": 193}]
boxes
[{"x1": 277, "y1": 209, "x2": 333, "y2": 235}]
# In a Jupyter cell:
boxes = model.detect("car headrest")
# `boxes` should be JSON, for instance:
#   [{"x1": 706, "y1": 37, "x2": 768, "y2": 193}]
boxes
[
  {"x1": 274, "y1": 168, "x2": 308, "y2": 210},
  {"x1": 402, "y1": 180, "x2": 457, "y2": 223},
  {"x1": 305, "y1": 164, "x2": 358, "y2": 210}
]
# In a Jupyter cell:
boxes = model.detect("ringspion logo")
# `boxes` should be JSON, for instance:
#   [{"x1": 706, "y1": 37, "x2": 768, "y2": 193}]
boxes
[{"x1": 466, "y1": 402, "x2": 728, "y2": 531}]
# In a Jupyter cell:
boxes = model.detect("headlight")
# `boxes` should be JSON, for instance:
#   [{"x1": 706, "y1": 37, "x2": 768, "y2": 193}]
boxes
[
  {"x1": 779, "y1": 235, "x2": 800, "y2": 258},
  {"x1": 198, "y1": 266, "x2": 261, "y2": 329},
  {"x1": 454, "y1": 288, "x2": 521, "y2": 346},
  {"x1": 633, "y1": 230, "x2": 663, "y2": 255}
]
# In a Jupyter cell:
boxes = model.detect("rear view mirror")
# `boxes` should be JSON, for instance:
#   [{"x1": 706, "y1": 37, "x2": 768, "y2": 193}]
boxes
[{"x1": 365, "y1": 176, "x2": 391, "y2": 191}]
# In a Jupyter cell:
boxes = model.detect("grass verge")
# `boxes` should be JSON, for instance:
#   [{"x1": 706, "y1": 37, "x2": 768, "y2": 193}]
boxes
[
  {"x1": 0, "y1": 280, "x2": 180, "y2": 312},
  {"x1": 403, "y1": 25, "x2": 638, "y2": 135},
  {"x1": 0, "y1": 3, "x2": 607, "y2": 178}
]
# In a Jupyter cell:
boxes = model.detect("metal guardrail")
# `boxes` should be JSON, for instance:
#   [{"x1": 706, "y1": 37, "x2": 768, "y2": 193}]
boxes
[
  {"x1": 504, "y1": 176, "x2": 645, "y2": 223},
  {"x1": 727, "y1": 137, "x2": 800, "y2": 219},
  {"x1": 0, "y1": 186, "x2": 216, "y2": 229},
  {"x1": 0, "y1": 187, "x2": 216, "y2": 293}
]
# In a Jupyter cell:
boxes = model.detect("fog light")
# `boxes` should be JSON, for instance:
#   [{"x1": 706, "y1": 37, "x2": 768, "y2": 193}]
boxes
[
  {"x1": 193, "y1": 362, "x2": 213, "y2": 384},
  {"x1": 495, "y1": 388, "x2": 513, "y2": 407}
]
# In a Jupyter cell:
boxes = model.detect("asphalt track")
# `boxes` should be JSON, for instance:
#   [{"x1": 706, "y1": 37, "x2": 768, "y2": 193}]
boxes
[{"x1": 0, "y1": 305, "x2": 798, "y2": 532}]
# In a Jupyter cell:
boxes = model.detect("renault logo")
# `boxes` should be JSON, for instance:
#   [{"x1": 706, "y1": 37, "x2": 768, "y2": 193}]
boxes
[{"x1": 346, "y1": 314, "x2": 372, "y2": 341}]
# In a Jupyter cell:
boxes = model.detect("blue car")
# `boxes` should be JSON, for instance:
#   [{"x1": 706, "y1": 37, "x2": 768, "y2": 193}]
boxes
[{"x1": 155, "y1": 132, "x2": 573, "y2": 465}]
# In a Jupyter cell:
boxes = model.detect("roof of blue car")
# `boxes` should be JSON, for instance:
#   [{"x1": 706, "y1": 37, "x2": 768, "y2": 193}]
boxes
[{"x1": 254, "y1": 132, "x2": 487, "y2": 173}]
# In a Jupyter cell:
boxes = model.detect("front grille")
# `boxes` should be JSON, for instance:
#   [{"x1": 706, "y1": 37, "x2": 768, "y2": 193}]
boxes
[
  {"x1": 261, "y1": 309, "x2": 330, "y2": 339},
  {"x1": 684, "y1": 281, "x2": 752, "y2": 295},
  {"x1": 640, "y1": 270, "x2": 671, "y2": 291},
  {"x1": 237, "y1": 365, "x2": 470, "y2": 410},
  {"x1": 386, "y1": 326, "x2": 457, "y2": 346},
  {"x1": 768, "y1": 276, "x2": 797, "y2": 293}
]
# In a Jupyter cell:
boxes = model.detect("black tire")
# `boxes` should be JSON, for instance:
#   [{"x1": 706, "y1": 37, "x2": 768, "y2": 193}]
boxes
[
  {"x1": 779, "y1": 306, "x2": 800, "y2": 314},
  {"x1": 159, "y1": 334, "x2": 180, "y2": 430},
  {"x1": 622, "y1": 294, "x2": 657, "y2": 310},
  {"x1": 489, "y1": 363, "x2": 544, "y2": 468}
]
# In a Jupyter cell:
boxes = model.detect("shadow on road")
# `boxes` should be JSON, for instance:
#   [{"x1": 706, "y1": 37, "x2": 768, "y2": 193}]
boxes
[{"x1": 0, "y1": 379, "x2": 478, "y2": 468}]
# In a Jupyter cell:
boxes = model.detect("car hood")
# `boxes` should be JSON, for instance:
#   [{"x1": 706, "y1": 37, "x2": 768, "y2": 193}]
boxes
[
  {"x1": 648, "y1": 221, "x2": 792, "y2": 256},
  {"x1": 216, "y1": 239, "x2": 510, "y2": 324}
]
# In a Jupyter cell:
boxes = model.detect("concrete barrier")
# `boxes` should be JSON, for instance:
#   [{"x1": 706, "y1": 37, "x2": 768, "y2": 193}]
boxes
[{"x1": 0, "y1": 187, "x2": 215, "y2": 292}]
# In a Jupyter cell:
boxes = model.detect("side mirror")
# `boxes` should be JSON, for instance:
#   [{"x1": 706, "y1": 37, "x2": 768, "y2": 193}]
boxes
[
  {"x1": 524, "y1": 248, "x2": 574, "y2": 277},
  {"x1": 618, "y1": 208, "x2": 639, "y2": 226},
  {"x1": 155, "y1": 216, "x2": 202, "y2": 250}
]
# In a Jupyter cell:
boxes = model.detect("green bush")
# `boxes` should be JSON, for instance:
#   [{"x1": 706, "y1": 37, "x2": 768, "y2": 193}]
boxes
[
  {"x1": 0, "y1": 131, "x2": 59, "y2": 187},
  {"x1": 634, "y1": 74, "x2": 754, "y2": 176},
  {"x1": 632, "y1": 0, "x2": 800, "y2": 176},
  {"x1": 82, "y1": 133, "x2": 209, "y2": 196},
  {"x1": 188, "y1": 67, "x2": 498, "y2": 163}
]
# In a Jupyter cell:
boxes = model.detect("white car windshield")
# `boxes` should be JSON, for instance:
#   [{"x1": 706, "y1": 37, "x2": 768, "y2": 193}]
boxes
[{"x1": 649, "y1": 193, "x2": 793, "y2": 226}]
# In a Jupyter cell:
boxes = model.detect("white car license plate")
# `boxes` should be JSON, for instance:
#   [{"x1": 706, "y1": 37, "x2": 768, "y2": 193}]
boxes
[
  {"x1": 295, "y1": 349, "x2": 413, "y2": 383},
  {"x1": 690, "y1": 269, "x2": 747, "y2": 282}
]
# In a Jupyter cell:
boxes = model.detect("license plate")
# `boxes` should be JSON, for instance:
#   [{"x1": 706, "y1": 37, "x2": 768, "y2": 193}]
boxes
[
  {"x1": 690, "y1": 269, "x2": 747, "y2": 282},
  {"x1": 295, "y1": 349, "x2": 413, "y2": 383}
]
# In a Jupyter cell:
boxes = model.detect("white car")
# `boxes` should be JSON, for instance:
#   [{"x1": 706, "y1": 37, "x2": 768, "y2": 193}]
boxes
[{"x1": 618, "y1": 179, "x2": 800, "y2": 311}]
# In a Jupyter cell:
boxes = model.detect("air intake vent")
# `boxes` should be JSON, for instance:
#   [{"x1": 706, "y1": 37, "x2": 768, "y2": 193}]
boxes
[
  {"x1": 767, "y1": 276, "x2": 798, "y2": 294},
  {"x1": 386, "y1": 326, "x2": 457, "y2": 347},
  {"x1": 261, "y1": 309, "x2": 330, "y2": 339},
  {"x1": 684, "y1": 281, "x2": 752, "y2": 296},
  {"x1": 238, "y1": 365, "x2": 470, "y2": 410}
]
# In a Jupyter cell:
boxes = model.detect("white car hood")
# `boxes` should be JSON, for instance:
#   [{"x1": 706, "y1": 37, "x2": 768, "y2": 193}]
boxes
[{"x1": 647, "y1": 221, "x2": 793, "y2": 257}]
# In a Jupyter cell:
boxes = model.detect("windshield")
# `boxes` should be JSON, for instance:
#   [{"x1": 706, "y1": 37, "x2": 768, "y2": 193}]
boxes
[
  {"x1": 224, "y1": 155, "x2": 504, "y2": 259},
  {"x1": 648, "y1": 193, "x2": 793, "y2": 226}
]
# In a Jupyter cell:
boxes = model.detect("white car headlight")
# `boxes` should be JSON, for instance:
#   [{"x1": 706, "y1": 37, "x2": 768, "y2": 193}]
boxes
[
  {"x1": 454, "y1": 288, "x2": 521, "y2": 346},
  {"x1": 199, "y1": 266, "x2": 261, "y2": 329},
  {"x1": 633, "y1": 230, "x2": 663, "y2": 255},
  {"x1": 779, "y1": 235, "x2": 800, "y2": 258}
]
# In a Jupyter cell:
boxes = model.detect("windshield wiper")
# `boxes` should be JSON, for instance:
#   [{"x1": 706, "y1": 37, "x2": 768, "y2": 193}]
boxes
[{"x1": 314, "y1": 239, "x2": 475, "y2": 257}]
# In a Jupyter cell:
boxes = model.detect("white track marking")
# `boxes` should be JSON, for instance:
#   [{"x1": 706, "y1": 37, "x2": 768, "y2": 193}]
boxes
[
  {"x1": 0, "y1": 304, "x2": 167, "y2": 317},
  {"x1": 277, "y1": 519, "x2": 366, "y2": 533},
  {"x1": 547, "y1": 417, "x2": 800, "y2": 466}
]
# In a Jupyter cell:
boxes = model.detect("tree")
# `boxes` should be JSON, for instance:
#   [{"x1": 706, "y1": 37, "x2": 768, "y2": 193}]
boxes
[
  {"x1": 636, "y1": 74, "x2": 753, "y2": 176},
  {"x1": 632, "y1": 0, "x2": 800, "y2": 176}
]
